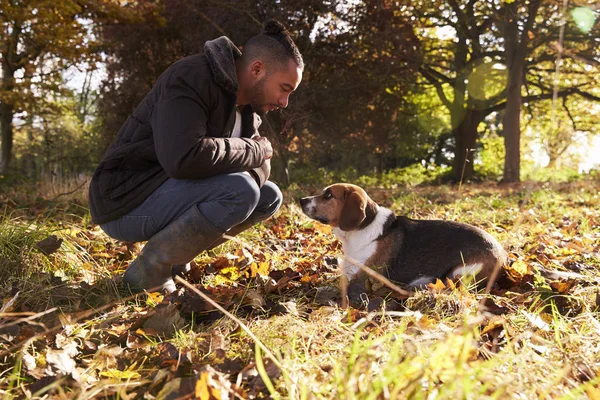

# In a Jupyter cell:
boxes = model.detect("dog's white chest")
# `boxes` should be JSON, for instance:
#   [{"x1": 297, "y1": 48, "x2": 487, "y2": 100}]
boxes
[{"x1": 333, "y1": 207, "x2": 393, "y2": 279}]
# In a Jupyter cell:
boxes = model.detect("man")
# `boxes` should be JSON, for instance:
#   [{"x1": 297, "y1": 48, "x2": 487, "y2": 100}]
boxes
[{"x1": 89, "y1": 21, "x2": 304, "y2": 293}]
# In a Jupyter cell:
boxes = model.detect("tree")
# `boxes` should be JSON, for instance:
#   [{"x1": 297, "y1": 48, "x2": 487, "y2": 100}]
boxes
[
  {"x1": 408, "y1": 0, "x2": 600, "y2": 182},
  {"x1": 0, "y1": 0, "x2": 99, "y2": 173},
  {"x1": 96, "y1": 0, "x2": 420, "y2": 184}
]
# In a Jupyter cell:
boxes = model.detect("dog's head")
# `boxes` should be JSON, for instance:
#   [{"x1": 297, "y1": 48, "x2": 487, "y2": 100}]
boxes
[{"x1": 300, "y1": 183, "x2": 377, "y2": 231}]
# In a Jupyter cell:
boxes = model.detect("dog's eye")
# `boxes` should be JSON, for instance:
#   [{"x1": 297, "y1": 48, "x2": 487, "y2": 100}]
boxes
[{"x1": 323, "y1": 191, "x2": 332, "y2": 200}]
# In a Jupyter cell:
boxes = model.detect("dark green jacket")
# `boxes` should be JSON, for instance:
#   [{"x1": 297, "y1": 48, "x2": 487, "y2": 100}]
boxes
[{"x1": 89, "y1": 37, "x2": 270, "y2": 224}]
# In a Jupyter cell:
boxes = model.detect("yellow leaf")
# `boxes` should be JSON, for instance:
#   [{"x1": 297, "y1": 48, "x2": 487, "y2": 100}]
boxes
[
  {"x1": 506, "y1": 259, "x2": 531, "y2": 281},
  {"x1": 557, "y1": 247, "x2": 577, "y2": 256},
  {"x1": 417, "y1": 315, "x2": 437, "y2": 329},
  {"x1": 100, "y1": 369, "x2": 141, "y2": 380},
  {"x1": 93, "y1": 252, "x2": 115, "y2": 259},
  {"x1": 146, "y1": 292, "x2": 164, "y2": 306},
  {"x1": 428, "y1": 279, "x2": 446, "y2": 292},
  {"x1": 314, "y1": 223, "x2": 332, "y2": 234},
  {"x1": 220, "y1": 266, "x2": 242, "y2": 281},
  {"x1": 195, "y1": 371, "x2": 210, "y2": 400},
  {"x1": 60, "y1": 227, "x2": 82, "y2": 237},
  {"x1": 481, "y1": 317, "x2": 505, "y2": 336},
  {"x1": 249, "y1": 262, "x2": 259, "y2": 278},
  {"x1": 249, "y1": 261, "x2": 270, "y2": 278},
  {"x1": 585, "y1": 386, "x2": 600, "y2": 400},
  {"x1": 195, "y1": 371, "x2": 222, "y2": 400},
  {"x1": 257, "y1": 261, "x2": 270, "y2": 277}
]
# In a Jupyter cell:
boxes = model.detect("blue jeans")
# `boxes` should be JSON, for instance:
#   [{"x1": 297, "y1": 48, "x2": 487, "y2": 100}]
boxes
[{"x1": 100, "y1": 172, "x2": 283, "y2": 242}]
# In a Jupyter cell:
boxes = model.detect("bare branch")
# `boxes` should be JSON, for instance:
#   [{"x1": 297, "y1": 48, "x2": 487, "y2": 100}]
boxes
[
  {"x1": 562, "y1": 97, "x2": 578, "y2": 131},
  {"x1": 419, "y1": 66, "x2": 453, "y2": 110}
]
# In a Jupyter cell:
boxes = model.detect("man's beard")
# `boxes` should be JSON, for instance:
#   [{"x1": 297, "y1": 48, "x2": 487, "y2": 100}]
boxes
[{"x1": 248, "y1": 77, "x2": 267, "y2": 117}]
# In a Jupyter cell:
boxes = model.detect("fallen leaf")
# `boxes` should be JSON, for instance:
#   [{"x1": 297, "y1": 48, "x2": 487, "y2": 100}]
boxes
[
  {"x1": 548, "y1": 279, "x2": 576, "y2": 294},
  {"x1": 36, "y1": 235, "x2": 63, "y2": 256},
  {"x1": 505, "y1": 259, "x2": 532, "y2": 282},
  {"x1": 481, "y1": 317, "x2": 505, "y2": 336},
  {"x1": 242, "y1": 289, "x2": 265, "y2": 309},
  {"x1": 143, "y1": 303, "x2": 185, "y2": 337},
  {"x1": 100, "y1": 369, "x2": 141, "y2": 380},
  {"x1": 46, "y1": 348, "x2": 76, "y2": 375},
  {"x1": 428, "y1": 279, "x2": 447, "y2": 292},
  {"x1": 195, "y1": 370, "x2": 222, "y2": 400},
  {"x1": 250, "y1": 261, "x2": 271, "y2": 278}
]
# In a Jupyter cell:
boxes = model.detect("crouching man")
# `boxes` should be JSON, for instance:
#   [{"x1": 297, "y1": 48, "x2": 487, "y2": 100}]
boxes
[{"x1": 89, "y1": 21, "x2": 304, "y2": 293}]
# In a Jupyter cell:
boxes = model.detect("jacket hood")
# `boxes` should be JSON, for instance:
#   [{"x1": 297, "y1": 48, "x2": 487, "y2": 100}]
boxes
[{"x1": 204, "y1": 36, "x2": 242, "y2": 95}]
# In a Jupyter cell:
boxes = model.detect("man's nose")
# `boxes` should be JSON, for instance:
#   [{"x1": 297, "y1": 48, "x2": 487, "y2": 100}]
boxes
[{"x1": 278, "y1": 95, "x2": 289, "y2": 108}]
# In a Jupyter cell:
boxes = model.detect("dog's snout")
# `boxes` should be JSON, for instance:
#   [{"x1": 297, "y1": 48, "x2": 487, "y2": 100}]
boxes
[{"x1": 300, "y1": 197, "x2": 309, "y2": 207}]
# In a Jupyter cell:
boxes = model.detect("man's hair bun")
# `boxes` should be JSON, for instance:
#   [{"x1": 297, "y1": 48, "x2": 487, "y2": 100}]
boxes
[{"x1": 263, "y1": 20, "x2": 287, "y2": 35}]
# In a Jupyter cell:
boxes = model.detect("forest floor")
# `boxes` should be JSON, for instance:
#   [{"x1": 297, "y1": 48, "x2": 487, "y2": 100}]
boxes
[{"x1": 1, "y1": 177, "x2": 599, "y2": 399}]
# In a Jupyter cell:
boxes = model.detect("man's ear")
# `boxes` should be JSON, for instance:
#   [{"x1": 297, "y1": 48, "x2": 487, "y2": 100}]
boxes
[
  {"x1": 250, "y1": 60, "x2": 265, "y2": 79},
  {"x1": 339, "y1": 191, "x2": 366, "y2": 231}
]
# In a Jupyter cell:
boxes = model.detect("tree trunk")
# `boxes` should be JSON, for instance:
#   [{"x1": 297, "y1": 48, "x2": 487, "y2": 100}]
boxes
[
  {"x1": 502, "y1": 83, "x2": 522, "y2": 182},
  {"x1": 272, "y1": 149, "x2": 290, "y2": 188},
  {"x1": 1, "y1": 42, "x2": 16, "y2": 175},
  {"x1": 501, "y1": 0, "x2": 540, "y2": 182},
  {"x1": 453, "y1": 109, "x2": 484, "y2": 182},
  {"x1": 0, "y1": 102, "x2": 14, "y2": 174}
]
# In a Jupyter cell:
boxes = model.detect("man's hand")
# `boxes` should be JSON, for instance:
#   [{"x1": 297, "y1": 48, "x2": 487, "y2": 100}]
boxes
[{"x1": 253, "y1": 136, "x2": 273, "y2": 159}]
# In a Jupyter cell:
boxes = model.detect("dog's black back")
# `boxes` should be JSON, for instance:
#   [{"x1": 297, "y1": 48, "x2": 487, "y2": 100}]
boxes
[{"x1": 383, "y1": 216, "x2": 507, "y2": 284}]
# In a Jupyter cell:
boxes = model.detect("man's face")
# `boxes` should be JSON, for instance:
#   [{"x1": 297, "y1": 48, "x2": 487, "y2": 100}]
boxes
[{"x1": 247, "y1": 58, "x2": 302, "y2": 116}]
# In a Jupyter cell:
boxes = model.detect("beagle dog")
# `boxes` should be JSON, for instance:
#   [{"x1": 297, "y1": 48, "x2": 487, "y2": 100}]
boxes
[{"x1": 300, "y1": 184, "x2": 507, "y2": 300}]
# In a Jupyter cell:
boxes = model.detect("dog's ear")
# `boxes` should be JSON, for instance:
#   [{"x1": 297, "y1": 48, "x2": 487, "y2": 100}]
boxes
[{"x1": 339, "y1": 190, "x2": 366, "y2": 231}]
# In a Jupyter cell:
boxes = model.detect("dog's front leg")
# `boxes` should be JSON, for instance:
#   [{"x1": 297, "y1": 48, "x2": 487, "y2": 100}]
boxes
[{"x1": 346, "y1": 272, "x2": 370, "y2": 307}]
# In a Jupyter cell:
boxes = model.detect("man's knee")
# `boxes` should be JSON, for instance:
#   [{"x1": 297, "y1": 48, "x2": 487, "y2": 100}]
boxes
[
  {"x1": 260, "y1": 181, "x2": 283, "y2": 217},
  {"x1": 227, "y1": 173, "x2": 261, "y2": 220}
]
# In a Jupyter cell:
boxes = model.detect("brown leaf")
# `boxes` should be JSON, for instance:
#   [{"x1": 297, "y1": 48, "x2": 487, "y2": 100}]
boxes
[
  {"x1": 35, "y1": 235, "x2": 63, "y2": 256},
  {"x1": 155, "y1": 377, "x2": 197, "y2": 400},
  {"x1": 156, "y1": 342, "x2": 181, "y2": 367},
  {"x1": 213, "y1": 257, "x2": 232, "y2": 271},
  {"x1": 143, "y1": 303, "x2": 185, "y2": 337},
  {"x1": 548, "y1": 279, "x2": 576, "y2": 294},
  {"x1": 480, "y1": 297, "x2": 510, "y2": 315}
]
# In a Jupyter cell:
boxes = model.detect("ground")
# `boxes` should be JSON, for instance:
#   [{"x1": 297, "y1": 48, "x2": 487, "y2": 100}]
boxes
[{"x1": 1, "y1": 178, "x2": 599, "y2": 399}]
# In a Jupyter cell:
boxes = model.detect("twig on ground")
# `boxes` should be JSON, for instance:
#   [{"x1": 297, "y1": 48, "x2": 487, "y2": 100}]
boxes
[
  {"x1": 341, "y1": 254, "x2": 413, "y2": 303},
  {"x1": 0, "y1": 307, "x2": 57, "y2": 330},
  {"x1": 174, "y1": 276, "x2": 284, "y2": 372}
]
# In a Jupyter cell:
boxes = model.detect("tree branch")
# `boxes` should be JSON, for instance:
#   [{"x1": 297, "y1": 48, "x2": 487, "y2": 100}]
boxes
[
  {"x1": 418, "y1": 66, "x2": 452, "y2": 110},
  {"x1": 562, "y1": 97, "x2": 578, "y2": 131}
]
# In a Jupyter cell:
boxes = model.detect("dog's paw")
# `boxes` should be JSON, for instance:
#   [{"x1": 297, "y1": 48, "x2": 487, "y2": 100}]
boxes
[
  {"x1": 347, "y1": 278, "x2": 369, "y2": 307},
  {"x1": 407, "y1": 275, "x2": 436, "y2": 291}
]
